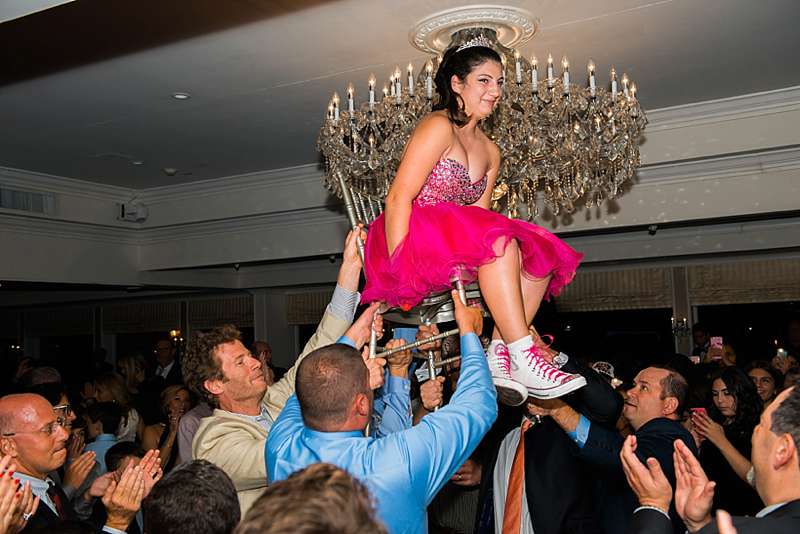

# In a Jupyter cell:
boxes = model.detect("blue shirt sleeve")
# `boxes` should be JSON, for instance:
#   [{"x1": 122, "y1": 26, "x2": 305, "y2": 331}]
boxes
[
  {"x1": 399, "y1": 333, "x2": 498, "y2": 502},
  {"x1": 371, "y1": 372, "x2": 412, "y2": 437},
  {"x1": 566, "y1": 414, "x2": 591, "y2": 448},
  {"x1": 337, "y1": 335, "x2": 357, "y2": 348},
  {"x1": 266, "y1": 395, "x2": 304, "y2": 482}
]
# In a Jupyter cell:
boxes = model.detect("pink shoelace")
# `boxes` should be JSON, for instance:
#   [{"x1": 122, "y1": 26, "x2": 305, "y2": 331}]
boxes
[
  {"x1": 523, "y1": 342, "x2": 571, "y2": 383},
  {"x1": 494, "y1": 344, "x2": 512, "y2": 376}
]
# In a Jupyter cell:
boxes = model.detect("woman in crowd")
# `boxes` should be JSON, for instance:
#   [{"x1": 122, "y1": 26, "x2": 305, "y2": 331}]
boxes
[
  {"x1": 744, "y1": 360, "x2": 783, "y2": 409},
  {"x1": 692, "y1": 366, "x2": 763, "y2": 516},
  {"x1": 142, "y1": 384, "x2": 193, "y2": 471},
  {"x1": 93, "y1": 372, "x2": 143, "y2": 443},
  {"x1": 361, "y1": 39, "x2": 585, "y2": 404}
]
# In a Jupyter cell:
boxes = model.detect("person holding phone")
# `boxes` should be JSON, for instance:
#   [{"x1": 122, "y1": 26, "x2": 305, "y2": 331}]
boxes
[{"x1": 692, "y1": 367, "x2": 763, "y2": 516}]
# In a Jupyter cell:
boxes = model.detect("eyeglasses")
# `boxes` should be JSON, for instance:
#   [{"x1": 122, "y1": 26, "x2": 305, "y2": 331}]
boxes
[
  {"x1": 2, "y1": 416, "x2": 67, "y2": 438},
  {"x1": 53, "y1": 403, "x2": 73, "y2": 417}
]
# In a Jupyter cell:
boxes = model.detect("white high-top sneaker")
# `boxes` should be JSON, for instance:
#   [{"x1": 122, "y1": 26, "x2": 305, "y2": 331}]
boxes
[
  {"x1": 508, "y1": 340, "x2": 586, "y2": 399},
  {"x1": 487, "y1": 340, "x2": 528, "y2": 406}
]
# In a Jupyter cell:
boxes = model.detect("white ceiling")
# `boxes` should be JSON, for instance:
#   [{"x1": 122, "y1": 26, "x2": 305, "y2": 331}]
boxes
[{"x1": 1, "y1": 0, "x2": 799, "y2": 189}]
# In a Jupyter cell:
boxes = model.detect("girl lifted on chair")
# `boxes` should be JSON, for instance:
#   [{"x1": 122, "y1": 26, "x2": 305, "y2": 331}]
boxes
[{"x1": 362, "y1": 37, "x2": 586, "y2": 404}]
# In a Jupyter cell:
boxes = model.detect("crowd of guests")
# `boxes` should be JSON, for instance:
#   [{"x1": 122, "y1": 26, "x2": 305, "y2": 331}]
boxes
[{"x1": 0, "y1": 231, "x2": 798, "y2": 534}]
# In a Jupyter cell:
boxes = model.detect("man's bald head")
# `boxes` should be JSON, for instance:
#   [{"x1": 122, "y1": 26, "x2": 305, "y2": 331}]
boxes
[{"x1": 0, "y1": 393, "x2": 69, "y2": 479}]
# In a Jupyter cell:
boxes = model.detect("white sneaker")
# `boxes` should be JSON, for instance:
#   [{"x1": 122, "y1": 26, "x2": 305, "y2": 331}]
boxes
[
  {"x1": 487, "y1": 340, "x2": 528, "y2": 406},
  {"x1": 510, "y1": 344, "x2": 587, "y2": 399}
]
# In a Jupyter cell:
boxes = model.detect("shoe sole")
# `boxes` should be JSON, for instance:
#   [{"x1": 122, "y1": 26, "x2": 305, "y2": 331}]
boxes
[
  {"x1": 492, "y1": 377, "x2": 528, "y2": 406},
  {"x1": 524, "y1": 375, "x2": 588, "y2": 400}
]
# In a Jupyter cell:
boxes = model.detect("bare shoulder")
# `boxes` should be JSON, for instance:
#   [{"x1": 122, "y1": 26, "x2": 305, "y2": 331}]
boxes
[
  {"x1": 483, "y1": 135, "x2": 501, "y2": 166},
  {"x1": 413, "y1": 112, "x2": 455, "y2": 141}
]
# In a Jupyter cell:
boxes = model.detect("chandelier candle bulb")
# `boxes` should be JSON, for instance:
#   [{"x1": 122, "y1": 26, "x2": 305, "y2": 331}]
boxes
[
  {"x1": 332, "y1": 92, "x2": 340, "y2": 121},
  {"x1": 514, "y1": 50, "x2": 522, "y2": 83},
  {"x1": 562, "y1": 57, "x2": 569, "y2": 94},
  {"x1": 407, "y1": 63, "x2": 414, "y2": 96},
  {"x1": 383, "y1": 85, "x2": 389, "y2": 100},
  {"x1": 368, "y1": 75, "x2": 376, "y2": 105},
  {"x1": 588, "y1": 61, "x2": 596, "y2": 97},
  {"x1": 547, "y1": 54, "x2": 554, "y2": 88},
  {"x1": 531, "y1": 56, "x2": 538, "y2": 93},
  {"x1": 394, "y1": 67, "x2": 402, "y2": 97},
  {"x1": 389, "y1": 74, "x2": 395, "y2": 97},
  {"x1": 347, "y1": 84, "x2": 354, "y2": 113},
  {"x1": 425, "y1": 61, "x2": 433, "y2": 99},
  {"x1": 622, "y1": 74, "x2": 630, "y2": 98},
  {"x1": 611, "y1": 67, "x2": 618, "y2": 98}
]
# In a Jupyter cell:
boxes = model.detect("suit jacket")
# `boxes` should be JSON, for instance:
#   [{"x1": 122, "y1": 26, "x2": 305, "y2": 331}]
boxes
[
  {"x1": 628, "y1": 499, "x2": 800, "y2": 534},
  {"x1": 477, "y1": 358, "x2": 623, "y2": 534},
  {"x1": 192, "y1": 308, "x2": 350, "y2": 516},
  {"x1": 21, "y1": 481, "x2": 75, "y2": 533},
  {"x1": 580, "y1": 416, "x2": 697, "y2": 534}
]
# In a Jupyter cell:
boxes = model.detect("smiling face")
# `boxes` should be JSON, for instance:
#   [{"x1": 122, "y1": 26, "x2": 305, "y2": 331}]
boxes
[
  {"x1": 451, "y1": 59, "x2": 503, "y2": 120},
  {"x1": 205, "y1": 340, "x2": 268, "y2": 410},
  {"x1": 749, "y1": 368, "x2": 776, "y2": 403},
  {"x1": 711, "y1": 378, "x2": 737, "y2": 419}
]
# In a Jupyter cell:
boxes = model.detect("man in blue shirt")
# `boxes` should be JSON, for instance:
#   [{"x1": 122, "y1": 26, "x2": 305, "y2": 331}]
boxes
[
  {"x1": 267, "y1": 290, "x2": 498, "y2": 534},
  {"x1": 84, "y1": 401, "x2": 123, "y2": 472}
]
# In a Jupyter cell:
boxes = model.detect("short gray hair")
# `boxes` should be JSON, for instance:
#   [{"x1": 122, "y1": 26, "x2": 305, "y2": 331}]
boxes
[{"x1": 770, "y1": 386, "x2": 800, "y2": 466}]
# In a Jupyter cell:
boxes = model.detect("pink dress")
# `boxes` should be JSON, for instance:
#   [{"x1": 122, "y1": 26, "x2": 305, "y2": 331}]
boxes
[{"x1": 362, "y1": 158, "x2": 583, "y2": 310}]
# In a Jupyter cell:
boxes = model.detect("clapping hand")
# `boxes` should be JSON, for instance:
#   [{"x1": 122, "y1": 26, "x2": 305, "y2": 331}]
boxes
[
  {"x1": 673, "y1": 439, "x2": 715, "y2": 532},
  {"x1": 619, "y1": 435, "x2": 672, "y2": 512},
  {"x1": 63, "y1": 451, "x2": 96, "y2": 490},
  {"x1": 0, "y1": 455, "x2": 39, "y2": 534},
  {"x1": 138, "y1": 449, "x2": 163, "y2": 498},
  {"x1": 102, "y1": 464, "x2": 145, "y2": 531}
]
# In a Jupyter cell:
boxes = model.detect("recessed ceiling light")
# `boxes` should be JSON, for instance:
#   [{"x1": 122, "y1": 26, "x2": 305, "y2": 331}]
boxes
[
  {"x1": 172, "y1": 92, "x2": 191, "y2": 100},
  {"x1": 132, "y1": 160, "x2": 144, "y2": 166}
]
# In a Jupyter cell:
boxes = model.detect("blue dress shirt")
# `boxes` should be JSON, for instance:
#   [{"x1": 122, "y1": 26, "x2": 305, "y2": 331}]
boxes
[
  {"x1": 85, "y1": 433, "x2": 119, "y2": 472},
  {"x1": 267, "y1": 333, "x2": 497, "y2": 534}
]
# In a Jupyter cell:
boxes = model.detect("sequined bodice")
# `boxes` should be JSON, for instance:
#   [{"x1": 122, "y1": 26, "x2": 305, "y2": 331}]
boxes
[{"x1": 414, "y1": 158, "x2": 488, "y2": 207}]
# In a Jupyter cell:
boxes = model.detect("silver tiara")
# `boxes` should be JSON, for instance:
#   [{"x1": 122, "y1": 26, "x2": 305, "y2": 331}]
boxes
[{"x1": 455, "y1": 35, "x2": 494, "y2": 53}]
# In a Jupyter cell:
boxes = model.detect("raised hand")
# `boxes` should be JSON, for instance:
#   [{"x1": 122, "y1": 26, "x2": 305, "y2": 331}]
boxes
[
  {"x1": 102, "y1": 465, "x2": 145, "y2": 531},
  {"x1": 360, "y1": 347, "x2": 386, "y2": 390},
  {"x1": 337, "y1": 225, "x2": 367, "y2": 291},
  {"x1": 420, "y1": 376, "x2": 445, "y2": 411},
  {"x1": 7, "y1": 480, "x2": 39, "y2": 534},
  {"x1": 63, "y1": 451, "x2": 96, "y2": 490},
  {"x1": 138, "y1": 449, "x2": 163, "y2": 498},
  {"x1": 673, "y1": 439, "x2": 714, "y2": 532},
  {"x1": 452, "y1": 290, "x2": 482, "y2": 336},
  {"x1": 384, "y1": 339, "x2": 412, "y2": 377},
  {"x1": 344, "y1": 302, "x2": 383, "y2": 349},
  {"x1": 691, "y1": 410, "x2": 725, "y2": 446},
  {"x1": 619, "y1": 435, "x2": 672, "y2": 512},
  {"x1": 416, "y1": 323, "x2": 441, "y2": 352},
  {"x1": 67, "y1": 432, "x2": 85, "y2": 460}
]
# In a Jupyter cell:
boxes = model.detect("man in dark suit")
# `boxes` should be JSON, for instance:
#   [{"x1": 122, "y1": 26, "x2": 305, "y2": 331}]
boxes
[
  {"x1": 484, "y1": 354, "x2": 623, "y2": 534},
  {"x1": 153, "y1": 339, "x2": 183, "y2": 386},
  {"x1": 528, "y1": 365, "x2": 696, "y2": 533},
  {"x1": 623, "y1": 385, "x2": 800, "y2": 534}
]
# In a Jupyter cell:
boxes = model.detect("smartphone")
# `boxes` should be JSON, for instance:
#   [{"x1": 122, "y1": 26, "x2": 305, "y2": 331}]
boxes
[
  {"x1": 710, "y1": 336, "x2": 723, "y2": 349},
  {"x1": 690, "y1": 407, "x2": 707, "y2": 417},
  {"x1": 776, "y1": 348, "x2": 788, "y2": 360},
  {"x1": 689, "y1": 355, "x2": 700, "y2": 364}
]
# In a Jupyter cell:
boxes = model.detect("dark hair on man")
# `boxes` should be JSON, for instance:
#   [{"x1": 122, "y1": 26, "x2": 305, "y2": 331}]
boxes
[
  {"x1": 708, "y1": 367, "x2": 762, "y2": 437},
  {"x1": 143, "y1": 459, "x2": 240, "y2": 534},
  {"x1": 235, "y1": 463, "x2": 387, "y2": 534},
  {"x1": 182, "y1": 325, "x2": 242, "y2": 407},
  {"x1": 296, "y1": 344, "x2": 370, "y2": 431},
  {"x1": 745, "y1": 360, "x2": 784, "y2": 393},
  {"x1": 651, "y1": 365, "x2": 689, "y2": 416},
  {"x1": 691, "y1": 323, "x2": 708, "y2": 335},
  {"x1": 770, "y1": 386, "x2": 800, "y2": 467},
  {"x1": 433, "y1": 40, "x2": 502, "y2": 126},
  {"x1": 105, "y1": 441, "x2": 144, "y2": 473},
  {"x1": 86, "y1": 401, "x2": 123, "y2": 435}
]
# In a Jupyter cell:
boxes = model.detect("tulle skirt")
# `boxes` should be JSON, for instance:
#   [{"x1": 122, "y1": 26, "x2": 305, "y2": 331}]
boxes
[{"x1": 361, "y1": 202, "x2": 583, "y2": 310}]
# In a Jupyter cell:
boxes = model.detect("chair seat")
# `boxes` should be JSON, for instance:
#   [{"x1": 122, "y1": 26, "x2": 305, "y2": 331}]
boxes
[{"x1": 381, "y1": 282, "x2": 489, "y2": 326}]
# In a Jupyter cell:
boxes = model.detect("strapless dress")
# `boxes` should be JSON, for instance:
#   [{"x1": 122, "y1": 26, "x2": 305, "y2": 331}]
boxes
[{"x1": 361, "y1": 158, "x2": 583, "y2": 310}]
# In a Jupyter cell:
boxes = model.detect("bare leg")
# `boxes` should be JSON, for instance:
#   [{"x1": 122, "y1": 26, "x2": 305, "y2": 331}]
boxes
[
  {"x1": 491, "y1": 254, "x2": 551, "y2": 340},
  {"x1": 478, "y1": 239, "x2": 529, "y2": 343}
]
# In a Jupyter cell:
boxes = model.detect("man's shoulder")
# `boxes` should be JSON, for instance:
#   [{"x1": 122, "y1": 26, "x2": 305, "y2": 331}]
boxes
[
  {"x1": 194, "y1": 410, "x2": 268, "y2": 444},
  {"x1": 636, "y1": 418, "x2": 695, "y2": 452}
]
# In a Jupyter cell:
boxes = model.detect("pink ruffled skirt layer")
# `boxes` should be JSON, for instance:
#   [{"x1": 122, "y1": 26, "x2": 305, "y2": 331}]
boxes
[{"x1": 362, "y1": 202, "x2": 583, "y2": 310}]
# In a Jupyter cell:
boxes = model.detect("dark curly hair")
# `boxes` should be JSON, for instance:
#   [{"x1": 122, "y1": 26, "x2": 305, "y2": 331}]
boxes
[
  {"x1": 181, "y1": 324, "x2": 241, "y2": 407},
  {"x1": 708, "y1": 367, "x2": 762, "y2": 439},
  {"x1": 433, "y1": 44, "x2": 502, "y2": 127}
]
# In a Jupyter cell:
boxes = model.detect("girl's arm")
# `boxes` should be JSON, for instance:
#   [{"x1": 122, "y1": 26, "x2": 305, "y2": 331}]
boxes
[
  {"x1": 472, "y1": 142, "x2": 501, "y2": 210},
  {"x1": 384, "y1": 115, "x2": 452, "y2": 254}
]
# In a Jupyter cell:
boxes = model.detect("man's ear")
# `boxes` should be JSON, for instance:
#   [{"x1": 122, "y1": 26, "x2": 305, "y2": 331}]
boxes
[
  {"x1": 773, "y1": 433, "x2": 797, "y2": 470},
  {"x1": 0, "y1": 437, "x2": 18, "y2": 458},
  {"x1": 662, "y1": 396, "x2": 679, "y2": 418},
  {"x1": 203, "y1": 378, "x2": 224, "y2": 397},
  {"x1": 355, "y1": 393, "x2": 370, "y2": 418}
]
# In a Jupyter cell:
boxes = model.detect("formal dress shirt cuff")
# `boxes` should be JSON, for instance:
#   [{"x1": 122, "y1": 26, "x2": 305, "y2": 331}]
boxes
[
  {"x1": 459, "y1": 332, "x2": 482, "y2": 356},
  {"x1": 633, "y1": 505, "x2": 670, "y2": 520},
  {"x1": 337, "y1": 335, "x2": 357, "y2": 348},
  {"x1": 328, "y1": 284, "x2": 361, "y2": 322},
  {"x1": 567, "y1": 414, "x2": 591, "y2": 448},
  {"x1": 103, "y1": 526, "x2": 128, "y2": 534},
  {"x1": 383, "y1": 372, "x2": 411, "y2": 395}
]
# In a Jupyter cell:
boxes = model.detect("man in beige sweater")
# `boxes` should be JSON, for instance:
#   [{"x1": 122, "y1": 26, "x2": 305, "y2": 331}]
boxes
[{"x1": 182, "y1": 229, "x2": 379, "y2": 514}]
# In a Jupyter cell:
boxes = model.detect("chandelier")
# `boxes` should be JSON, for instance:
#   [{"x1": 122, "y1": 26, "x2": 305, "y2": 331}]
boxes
[{"x1": 318, "y1": 7, "x2": 647, "y2": 220}]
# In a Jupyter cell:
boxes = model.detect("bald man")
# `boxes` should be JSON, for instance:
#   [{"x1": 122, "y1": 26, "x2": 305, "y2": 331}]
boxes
[{"x1": 0, "y1": 393, "x2": 137, "y2": 534}]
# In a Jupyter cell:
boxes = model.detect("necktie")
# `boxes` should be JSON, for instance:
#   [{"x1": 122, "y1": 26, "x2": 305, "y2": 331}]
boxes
[
  {"x1": 46, "y1": 481, "x2": 66, "y2": 519},
  {"x1": 502, "y1": 418, "x2": 532, "y2": 534}
]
